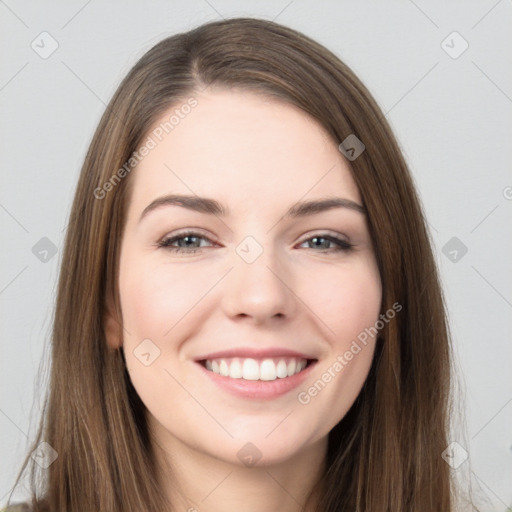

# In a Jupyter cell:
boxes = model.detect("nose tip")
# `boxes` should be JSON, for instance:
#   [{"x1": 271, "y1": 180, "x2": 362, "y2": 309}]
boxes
[{"x1": 222, "y1": 246, "x2": 296, "y2": 324}]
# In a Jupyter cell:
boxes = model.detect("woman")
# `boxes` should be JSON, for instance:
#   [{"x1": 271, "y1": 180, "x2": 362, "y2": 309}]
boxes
[{"x1": 6, "y1": 17, "x2": 475, "y2": 511}]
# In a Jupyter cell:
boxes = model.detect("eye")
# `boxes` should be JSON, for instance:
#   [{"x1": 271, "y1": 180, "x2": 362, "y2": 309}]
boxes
[
  {"x1": 157, "y1": 230, "x2": 215, "y2": 254},
  {"x1": 297, "y1": 234, "x2": 353, "y2": 253},
  {"x1": 157, "y1": 230, "x2": 353, "y2": 255}
]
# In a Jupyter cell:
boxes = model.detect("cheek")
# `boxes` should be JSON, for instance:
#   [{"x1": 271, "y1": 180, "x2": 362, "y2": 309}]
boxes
[
  {"x1": 119, "y1": 257, "x2": 203, "y2": 339},
  {"x1": 303, "y1": 258, "x2": 382, "y2": 349},
  {"x1": 298, "y1": 257, "x2": 381, "y2": 409},
  {"x1": 118, "y1": 260, "x2": 187, "y2": 413}
]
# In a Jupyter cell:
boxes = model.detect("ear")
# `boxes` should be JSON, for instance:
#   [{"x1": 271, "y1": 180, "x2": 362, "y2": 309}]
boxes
[{"x1": 104, "y1": 293, "x2": 123, "y2": 350}]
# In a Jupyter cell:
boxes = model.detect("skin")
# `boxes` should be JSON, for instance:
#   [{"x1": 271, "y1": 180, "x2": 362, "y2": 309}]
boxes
[{"x1": 106, "y1": 89, "x2": 382, "y2": 512}]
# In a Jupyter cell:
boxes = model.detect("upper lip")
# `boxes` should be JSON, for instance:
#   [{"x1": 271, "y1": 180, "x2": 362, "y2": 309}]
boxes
[{"x1": 194, "y1": 347, "x2": 318, "y2": 361}]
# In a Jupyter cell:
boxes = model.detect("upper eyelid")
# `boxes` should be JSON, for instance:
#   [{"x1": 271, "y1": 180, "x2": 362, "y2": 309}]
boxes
[{"x1": 160, "y1": 229, "x2": 219, "y2": 244}]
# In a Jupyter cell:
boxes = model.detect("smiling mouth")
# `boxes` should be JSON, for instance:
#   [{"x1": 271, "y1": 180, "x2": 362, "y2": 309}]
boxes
[{"x1": 198, "y1": 356, "x2": 316, "y2": 381}]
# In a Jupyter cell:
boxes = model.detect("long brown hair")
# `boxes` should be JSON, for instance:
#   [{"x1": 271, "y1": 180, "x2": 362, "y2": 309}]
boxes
[{"x1": 8, "y1": 17, "x2": 476, "y2": 511}]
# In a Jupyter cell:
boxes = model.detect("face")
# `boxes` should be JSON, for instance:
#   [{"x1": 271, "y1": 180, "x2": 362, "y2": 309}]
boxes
[{"x1": 110, "y1": 89, "x2": 382, "y2": 468}]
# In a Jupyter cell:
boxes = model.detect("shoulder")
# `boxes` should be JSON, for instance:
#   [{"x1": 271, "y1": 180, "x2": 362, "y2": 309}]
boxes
[{"x1": 1, "y1": 504, "x2": 32, "y2": 512}]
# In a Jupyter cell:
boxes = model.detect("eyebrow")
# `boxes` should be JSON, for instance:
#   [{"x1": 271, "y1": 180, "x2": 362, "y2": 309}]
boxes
[{"x1": 138, "y1": 194, "x2": 366, "y2": 223}]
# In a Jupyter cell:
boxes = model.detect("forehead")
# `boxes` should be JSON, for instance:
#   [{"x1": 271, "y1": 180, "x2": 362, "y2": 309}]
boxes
[{"x1": 128, "y1": 89, "x2": 361, "y2": 216}]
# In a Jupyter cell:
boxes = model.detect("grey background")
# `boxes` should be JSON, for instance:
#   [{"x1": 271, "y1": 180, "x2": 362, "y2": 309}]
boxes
[{"x1": 1, "y1": 0, "x2": 511, "y2": 509}]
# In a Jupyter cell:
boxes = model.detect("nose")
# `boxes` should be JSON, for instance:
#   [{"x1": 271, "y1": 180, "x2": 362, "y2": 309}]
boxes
[{"x1": 221, "y1": 242, "x2": 298, "y2": 325}]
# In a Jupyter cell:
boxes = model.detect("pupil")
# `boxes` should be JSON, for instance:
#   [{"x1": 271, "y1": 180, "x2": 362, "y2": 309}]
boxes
[{"x1": 182, "y1": 236, "x2": 197, "y2": 247}]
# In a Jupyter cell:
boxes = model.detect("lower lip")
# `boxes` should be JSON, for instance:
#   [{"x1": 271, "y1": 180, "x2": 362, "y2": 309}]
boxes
[{"x1": 196, "y1": 361, "x2": 317, "y2": 400}]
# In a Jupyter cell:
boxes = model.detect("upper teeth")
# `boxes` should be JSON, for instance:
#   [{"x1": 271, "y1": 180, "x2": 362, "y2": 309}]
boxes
[{"x1": 204, "y1": 357, "x2": 308, "y2": 381}]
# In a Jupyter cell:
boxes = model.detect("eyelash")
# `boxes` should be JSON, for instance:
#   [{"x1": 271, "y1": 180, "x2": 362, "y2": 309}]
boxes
[{"x1": 157, "y1": 230, "x2": 353, "y2": 254}]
